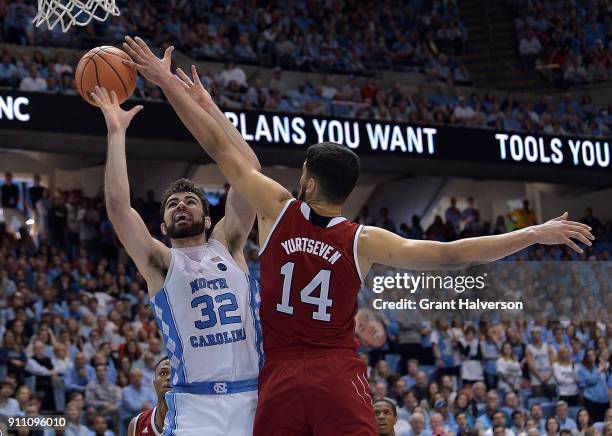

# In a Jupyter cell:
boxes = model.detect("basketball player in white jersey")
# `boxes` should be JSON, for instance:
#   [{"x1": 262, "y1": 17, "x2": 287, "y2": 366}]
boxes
[{"x1": 91, "y1": 86, "x2": 263, "y2": 435}]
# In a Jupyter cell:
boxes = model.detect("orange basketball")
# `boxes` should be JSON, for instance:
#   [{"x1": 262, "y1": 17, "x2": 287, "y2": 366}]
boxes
[{"x1": 75, "y1": 46, "x2": 137, "y2": 106}]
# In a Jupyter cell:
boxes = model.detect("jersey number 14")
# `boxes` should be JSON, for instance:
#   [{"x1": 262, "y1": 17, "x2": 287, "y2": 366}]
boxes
[{"x1": 276, "y1": 261, "x2": 333, "y2": 322}]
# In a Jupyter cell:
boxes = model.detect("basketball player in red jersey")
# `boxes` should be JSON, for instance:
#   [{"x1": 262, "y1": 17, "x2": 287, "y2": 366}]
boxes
[
  {"x1": 121, "y1": 37, "x2": 594, "y2": 436},
  {"x1": 127, "y1": 357, "x2": 170, "y2": 436}
]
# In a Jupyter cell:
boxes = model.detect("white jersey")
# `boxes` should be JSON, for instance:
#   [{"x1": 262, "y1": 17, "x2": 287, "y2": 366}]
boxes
[
  {"x1": 150, "y1": 239, "x2": 262, "y2": 435},
  {"x1": 527, "y1": 342, "x2": 551, "y2": 386}
]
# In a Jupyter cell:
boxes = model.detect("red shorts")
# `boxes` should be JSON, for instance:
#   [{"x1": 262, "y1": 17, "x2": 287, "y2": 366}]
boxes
[{"x1": 253, "y1": 350, "x2": 377, "y2": 436}]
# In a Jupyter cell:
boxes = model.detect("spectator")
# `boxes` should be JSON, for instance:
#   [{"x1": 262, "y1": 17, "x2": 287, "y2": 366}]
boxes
[
  {"x1": 518, "y1": 29, "x2": 542, "y2": 63},
  {"x1": 453, "y1": 97, "x2": 477, "y2": 126},
  {"x1": 1, "y1": 172, "x2": 25, "y2": 234},
  {"x1": 511, "y1": 410, "x2": 526, "y2": 436},
  {"x1": 19, "y1": 65, "x2": 47, "y2": 92},
  {"x1": 64, "y1": 401, "x2": 90, "y2": 436},
  {"x1": 483, "y1": 411, "x2": 514, "y2": 436},
  {"x1": 377, "y1": 207, "x2": 396, "y2": 233},
  {"x1": 119, "y1": 368, "x2": 156, "y2": 432},
  {"x1": 0, "y1": 380, "x2": 21, "y2": 416},
  {"x1": 25, "y1": 340, "x2": 57, "y2": 410},
  {"x1": 461, "y1": 197, "x2": 480, "y2": 236},
  {"x1": 85, "y1": 365, "x2": 121, "y2": 426},
  {"x1": 0, "y1": 330, "x2": 27, "y2": 383},
  {"x1": 0, "y1": 54, "x2": 19, "y2": 87},
  {"x1": 509, "y1": 200, "x2": 537, "y2": 230},
  {"x1": 544, "y1": 417, "x2": 560, "y2": 436},
  {"x1": 404, "y1": 411, "x2": 426, "y2": 436},
  {"x1": 217, "y1": 59, "x2": 247, "y2": 90},
  {"x1": 554, "y1": 401, "x2": 577, "y2": 432},
  {"x1": 444, "y1": 198, "x2": 462, "y2": 235},
  {"x1": 575, "y1": 408, "x2": 596, "y2": 436},
  {"x1": 476, "y1": 390, "x2": 501, "y2": 431},
  {"x1": 529, "y1": 404, "x2": 546, "y2": 434},
  {"x1": 65, "y1": 352, "x2": 94, "y2": 395},
  {"x1": 580, "y1": 207, "x2": 603, "y2": 238},
  {"x1": 552, "y1": 346, "x2": 579, "y2": 406},
  {"x1": 526, "y1": 328, "x2": 555, "y2": 399},
  {"x1": 496, "y1": 342, "x2": 522, "y2": 396},
  {"x1": 577, "y1": 348, "x2": 610, "y2": 422},
  {"x1": 458, "y1": 325, "x2": 483, "y2": 386}
]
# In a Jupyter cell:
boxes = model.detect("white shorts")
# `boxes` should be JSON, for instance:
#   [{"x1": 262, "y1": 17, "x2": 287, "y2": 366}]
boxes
[{"x1": 164, "y1": 390, "x2": 257, "y2": 436}]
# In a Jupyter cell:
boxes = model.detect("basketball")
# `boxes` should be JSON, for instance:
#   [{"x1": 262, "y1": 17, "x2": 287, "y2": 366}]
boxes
[{"x1": 75, "y1": 46, "x2": 137, "y2": 106}]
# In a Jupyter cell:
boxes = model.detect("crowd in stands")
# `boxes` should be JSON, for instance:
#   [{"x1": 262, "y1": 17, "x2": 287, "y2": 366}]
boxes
[
  {"x1": 1, "y1": 45, "x2": 611, "y2": 138},
  {"x1": 0, "y1": 172, "x2": 611, "y2": 435},
  {"x1": 509, "y1": 0, "x2": 611, "y2": 89},
  {"x1": 1, "y1": 0, "x2": 467, "y2": 76}
]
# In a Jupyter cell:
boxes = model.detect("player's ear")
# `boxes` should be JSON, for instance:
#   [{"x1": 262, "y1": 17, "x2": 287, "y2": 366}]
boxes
[
  {"x1": 204, "y1": 216, "x2": 212, "y2": 231},
  {"x1": 306, "y1": 176, "x2": 317, "y2": 195},
  {"x1": 160, "y1": 222, "x2": 167, "y2": 236}
]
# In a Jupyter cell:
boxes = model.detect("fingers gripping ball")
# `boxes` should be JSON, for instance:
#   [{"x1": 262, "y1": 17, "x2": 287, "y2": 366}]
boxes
[{"x1": 75, "y1": 46, "x2": 137, "y2": 106}]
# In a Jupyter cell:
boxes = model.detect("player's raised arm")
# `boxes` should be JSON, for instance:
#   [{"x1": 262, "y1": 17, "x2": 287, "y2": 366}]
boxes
[
  {"x1": 121, "y1": 36, "x2": 292, "y2": 222},
  {"x1": 358, "y1": 212, "x2": 594, "y2": 274},
  {"x1": 175, "y1": 66, "x2": 260, "y2": 258},
  {"x1": 92, "y1": 87, "x2": 170, "y2": 294}
]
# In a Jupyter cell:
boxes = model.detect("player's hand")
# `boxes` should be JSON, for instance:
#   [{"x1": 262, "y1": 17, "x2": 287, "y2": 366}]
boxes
[
  {"x1": 530, "y1": 212, "x2": 594, "y2": 253},
  {"x1": 175, "y1": 64, "x2": 214, "y2": 109},
  {"x1": 91, "y1": 86, "x2": 143, "y2": 134},
  {"x1": 123, "y1": 36, "x2": 174, "y2": 86}
]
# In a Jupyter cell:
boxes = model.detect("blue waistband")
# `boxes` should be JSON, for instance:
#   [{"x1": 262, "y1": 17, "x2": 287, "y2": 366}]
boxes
[{"x1": 172, "y1": 378, "x2": 258, "y2": 395}]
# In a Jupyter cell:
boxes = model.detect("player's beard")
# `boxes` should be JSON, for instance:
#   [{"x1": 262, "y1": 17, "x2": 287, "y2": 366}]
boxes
[{"x1": 165, "y1": 219, "x2": 205, "y2": 239}]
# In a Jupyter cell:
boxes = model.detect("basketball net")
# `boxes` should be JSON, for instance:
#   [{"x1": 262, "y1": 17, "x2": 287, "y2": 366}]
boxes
[{"x1": 32, "y1": 0, "x2": 120, "y2": 32}]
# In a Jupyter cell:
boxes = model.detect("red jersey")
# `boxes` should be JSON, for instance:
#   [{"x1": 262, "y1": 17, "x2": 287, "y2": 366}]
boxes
[
  {"x1": 259, "y1": 200, "x2": 364, "y2": 355},
  {"x1": 132, "y1": 407, "x2": 162, "y2": 436}
]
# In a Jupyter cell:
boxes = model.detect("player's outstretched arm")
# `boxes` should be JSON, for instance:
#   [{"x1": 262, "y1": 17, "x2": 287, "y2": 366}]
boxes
[
  {"x1": 92, "y1": 87, "x2": 170, "y2": 294},
  {"x1": 122, "y1": 36, "x2": 292, "y2": 222},
  {"x1": 358, "y1": 212, "x2": 593, "y2": 274},
  {"x1": 175, "y1": 66, "x2": 261, "y2": 258}
]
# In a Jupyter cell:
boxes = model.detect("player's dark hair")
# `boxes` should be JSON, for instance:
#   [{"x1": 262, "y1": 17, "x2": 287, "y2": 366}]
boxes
[
  {"x1": 160, "y1": 178, "x2": 210, "y2": 218},
  {"x1": 373, "y1": 397, "x2": 397, "y2": 416},
  {"x1": 305, "y1": 142, "x2": 359, "y2": 205},
  {"x1": 155, "y1": 356, "x2": 169, "y2": 370}
]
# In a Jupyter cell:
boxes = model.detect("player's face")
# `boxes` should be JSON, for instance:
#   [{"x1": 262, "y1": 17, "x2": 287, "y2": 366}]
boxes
[
  {"x1": 162, "y1": 192, "x2": 207, "y2": 239},
  {"x1": 154, "y1": 360, "x2": 171, "y2": 397},
  {"x1": 374, "y1": 403, "x2": 397, "y2": 434}
]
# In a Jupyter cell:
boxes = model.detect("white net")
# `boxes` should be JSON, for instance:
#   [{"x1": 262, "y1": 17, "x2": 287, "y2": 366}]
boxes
[{"x1": 32, "y1": 0, "x2": 120, "y2": 32}]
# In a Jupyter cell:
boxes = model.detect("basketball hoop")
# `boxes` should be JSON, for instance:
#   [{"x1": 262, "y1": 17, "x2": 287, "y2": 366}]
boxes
[{"x1": 32, "y1": 0, "x2": 120, "y2": 32}]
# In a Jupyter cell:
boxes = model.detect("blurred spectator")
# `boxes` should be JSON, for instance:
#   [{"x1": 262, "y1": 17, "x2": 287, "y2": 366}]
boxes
[
  {"x1": 461, "y1": 197, "x2": 480, "y2": 236},
  {"x1": 577, "y1": 348, "x2": 609, "y2": 422},
  {"x1": 64, "y1": 401, "x2": 90, "y2": 436},
  {"x1": 119, "y1": 368, "x2": 156, "y2": 432},
  {"x1": 554, "y1": 401, "x2": 577, "y2": 432},
  {"x1": 509, "y1": 200, "x2": 537, "y2": 230},
  {"x1": 19, "y1": 65, "x2": 47, "y2": 92},
  {"x1": 0, "y1": 380, "x2": 21, "y2": 416},
  {"x1": 85, "y1": 365, "x2": 121, "y2": 426},
  {"x1": 217, "y1": 59, "x2": 247, "y2": 90},
  {"x1": 377, "y1": 207, "x2": 396, "y2": 233},
  {"x1": 1, "y1": 172, "x2": 25, "y2": 234},
  {"x1": 526, "y1": 329, "x2": 555, "y2": 399},
  {"x1": 519, "y1": 29, "x2": 542, "y2": 65},
  {"x1": 581, "y1": 207, "x2": 603, "y2": 238}
]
